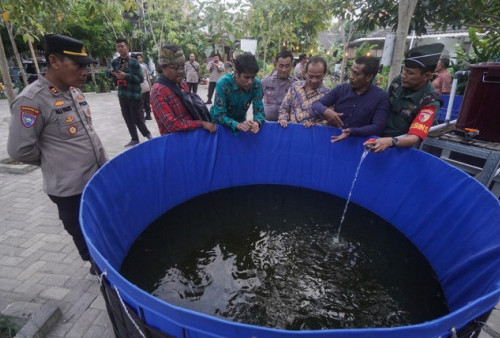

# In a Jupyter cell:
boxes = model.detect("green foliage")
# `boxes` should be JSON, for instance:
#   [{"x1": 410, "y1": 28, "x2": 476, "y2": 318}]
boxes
[
  {"x1": 0, "y1": 316, "x2": 18, "y2": 338},
  {"x1": 257, "y1": 61, "x2": 274, "y2": 78},
  {"x1": 82, "y1": 72, "x2": 114, "y2": 93},
  {"x1": 95, "y1": 72, "x2": 114, "y2": 92},
  {"x1": 139, "y1": 2, "x2": 209, "y2": 65},
  {"x1": 448, "y1": 25, "x2": 500, "y2": 96},
  {"x1": 64, "y1": 0, "x2": 122, "y2": 63},
  {"x1": 81, "y1": 82, "x2": 98, "y2": 93},
  {"x1": 374, "y1": 66, "x2": 390, "y2": 91},
  {"x1": 468, "y1": 27, "x2": 500, "y2": 62},
  {"x1": 244, "y1": 0, "x2": 336, "y2": 61},
  {"x1": 354, "y1": 0, "x2": 500, "y2": 59},
  {"x1": 354, "y1": 41, "x2": 378, "y2": 58},
  {"x1": 197, "y1": 0, "x2": 247, "y2": 45},
  {"x1": 451, "y1": 44, "x2": 477, "y2": 95}
]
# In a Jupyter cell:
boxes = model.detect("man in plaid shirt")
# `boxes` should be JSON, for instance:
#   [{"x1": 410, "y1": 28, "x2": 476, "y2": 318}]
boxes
[
  {"x1": 150, "y1": 44, "x2": 216, "y2": 135},
  {"x1": 107, "y1": 38, "x2": 153, "y2": 147}
]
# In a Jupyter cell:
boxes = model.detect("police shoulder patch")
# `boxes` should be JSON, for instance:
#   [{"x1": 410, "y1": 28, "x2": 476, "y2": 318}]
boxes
[{"x1": 20, "y1": 106, "x2": 41, "y2": 128}]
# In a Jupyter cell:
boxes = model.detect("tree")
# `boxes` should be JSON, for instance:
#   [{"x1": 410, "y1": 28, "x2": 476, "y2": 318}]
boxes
[
  {"x1": 243, "y1": 0, "x2": 339, "y2": 69},
  {"x1": 198, "y1": 0, "x2": 247, "y2": 53},
  {"x1": 0, "y1": 29, "x2": 15, "y2": 104},
  {"x1": 65, "y1": 0, "x2": 126, "y2": 61},
  {"x1": 430, "y1": 0, "x2": 500, "y2": 56},
  {"x1": 244, "y1": 0, "x2": 297, "y2": 69},
  {"x1": 1, "y1": 0, "x2": 66, "y2": 103},
  {"x1": 354, "y1": 0, "x2": 500, "y2": 81},
  {"x1": 389, "y1": 0, "x2": 418, "y2": 83},
  {"x1": 134, "y1": 0, "x2": 209, "y2": 65}
]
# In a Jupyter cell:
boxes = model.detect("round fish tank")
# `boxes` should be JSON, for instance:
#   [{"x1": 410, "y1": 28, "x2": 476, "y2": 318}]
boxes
[{"x1": 81, "y1": 124, "x2": 500, "y2": 337}]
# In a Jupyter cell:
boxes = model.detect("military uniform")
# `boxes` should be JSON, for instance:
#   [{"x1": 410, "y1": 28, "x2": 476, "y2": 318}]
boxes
[
  {"x1": 383, "y1": 43, "x2": 444, "y2": 141},
  {"x1": 383, "y1": 75, "x2": 441, "y2": 139},
  {"x1": 7, "y1": 34, "x2": 108, "y2": 264}
]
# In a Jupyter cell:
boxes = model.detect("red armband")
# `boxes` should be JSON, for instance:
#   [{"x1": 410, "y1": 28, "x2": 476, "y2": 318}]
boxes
[{"x1": 408, "y1": 106, "x2": 436, "y2": 140}]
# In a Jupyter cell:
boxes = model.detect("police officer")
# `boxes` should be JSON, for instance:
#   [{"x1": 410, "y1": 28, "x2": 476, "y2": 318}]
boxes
[
  {"x1": 364, "y1": 43, "x2": 444, "y2": 152},
  {"x1": 261, "y1": 50, "x2": 297, "y2": 121},
  {"x1": 7, "y1": 34, "x2": 108, "y2": 271}
]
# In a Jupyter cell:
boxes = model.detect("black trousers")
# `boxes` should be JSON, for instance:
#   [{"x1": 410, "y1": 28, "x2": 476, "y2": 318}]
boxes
[
  {"x1": 118, "y1": 97, "x2": 150, "y2": 141},
  {"x1": 207, "y1": 81, "x2": 216, "y2": 102},
  {"x1": 48, "y1": 194, "x2": 90, "y2": 262},
  {"x1": 187, "y1": 82, "x2": 198, "y2": 94},
  {"x1": 141, "y1": 91, "x2": 151, "y2": 117}
]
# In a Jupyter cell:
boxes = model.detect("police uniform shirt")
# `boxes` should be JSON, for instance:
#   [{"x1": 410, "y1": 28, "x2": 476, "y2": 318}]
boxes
[
  {"x1": 261, "y1": 71, "x2": 297, "y2": 121},
  {"x1": 7, "y1": 76, "x2": 108, "y2": 197}
]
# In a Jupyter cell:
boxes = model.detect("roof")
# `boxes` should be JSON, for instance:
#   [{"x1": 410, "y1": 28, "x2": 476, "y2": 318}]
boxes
[
  {"x1": 318, "y1": 31, "x2": 343, "y2": 50},
  {"x1": 351, "y1": 26, "x2": 483, "y2": 45}
]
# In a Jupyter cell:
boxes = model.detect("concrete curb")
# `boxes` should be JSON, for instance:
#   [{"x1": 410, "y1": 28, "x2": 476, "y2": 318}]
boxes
[
  {"x1": 0, "y1": 157, "x2": 39, "y2": 174},
  {"x1": 15, "y1": 303, "x2": 61, "y2": 338}
]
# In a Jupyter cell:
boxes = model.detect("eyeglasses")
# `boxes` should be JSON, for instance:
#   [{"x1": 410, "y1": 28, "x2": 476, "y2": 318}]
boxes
[{"x1": 168, "y1": 64, "x2": 184, "y2": 72}]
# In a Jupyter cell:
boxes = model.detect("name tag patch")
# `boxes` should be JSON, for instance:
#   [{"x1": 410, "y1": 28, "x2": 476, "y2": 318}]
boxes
[{"x1": 55, "y1": 106, "x2": 73, "y2": 114}]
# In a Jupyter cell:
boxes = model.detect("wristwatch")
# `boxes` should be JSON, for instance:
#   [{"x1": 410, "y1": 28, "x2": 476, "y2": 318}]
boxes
[{"x1": 391, "y1": 137, "x2": 399, "y2": 147}]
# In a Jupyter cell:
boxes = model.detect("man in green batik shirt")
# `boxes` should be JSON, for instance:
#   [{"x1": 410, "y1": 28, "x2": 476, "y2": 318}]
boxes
[{"x1": 210, "y1": 52, "x2": 265, "y2": 134}]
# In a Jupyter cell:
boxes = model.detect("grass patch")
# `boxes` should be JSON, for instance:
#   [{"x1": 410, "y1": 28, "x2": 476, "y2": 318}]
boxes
[{"x1": 0, "y1": 316, "x2": 18, "y2": 338}]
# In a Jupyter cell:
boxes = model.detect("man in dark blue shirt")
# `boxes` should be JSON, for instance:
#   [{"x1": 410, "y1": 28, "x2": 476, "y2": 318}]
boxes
[{"x1": 311, "y1": 56, "x2": 389, "y2": 142}]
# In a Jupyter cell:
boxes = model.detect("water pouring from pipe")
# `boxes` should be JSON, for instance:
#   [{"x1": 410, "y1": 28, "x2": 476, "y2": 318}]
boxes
[{"x1": 334, "y1": 139, "x2": 377, "y2": 241}]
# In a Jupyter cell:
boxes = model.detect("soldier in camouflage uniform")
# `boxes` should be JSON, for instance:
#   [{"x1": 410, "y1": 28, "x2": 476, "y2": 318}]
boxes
[{"x1": 364, "y1": 43, "x2": 444, "y2": 153}]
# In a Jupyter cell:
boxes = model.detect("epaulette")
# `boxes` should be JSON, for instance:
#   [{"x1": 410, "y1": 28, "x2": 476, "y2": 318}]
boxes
[
  {"x1": 420, "y1": 91, "x2": 443, "y2": 108},
  {"x1": 22, "y1": 82, "x2": 45, "y2": 99}
]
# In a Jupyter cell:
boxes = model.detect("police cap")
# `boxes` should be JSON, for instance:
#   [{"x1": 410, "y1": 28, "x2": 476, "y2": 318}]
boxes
[
  {"x1": 404, "y1": 43, "x2": 444, "y2": 70},
  {"x1": 44, "y1": 34, "x2": 97, "y2": 65}
]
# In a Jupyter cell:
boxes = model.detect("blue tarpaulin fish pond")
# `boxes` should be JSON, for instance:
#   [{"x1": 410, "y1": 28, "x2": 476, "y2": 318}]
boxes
[{"x1": 81, "y1": 123, "x2": 500, "y2": 337}]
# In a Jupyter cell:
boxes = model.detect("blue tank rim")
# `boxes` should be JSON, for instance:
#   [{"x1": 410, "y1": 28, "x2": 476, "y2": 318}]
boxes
[{"x1": 81, "y1": 123, "x2": 500, "y2": 336}]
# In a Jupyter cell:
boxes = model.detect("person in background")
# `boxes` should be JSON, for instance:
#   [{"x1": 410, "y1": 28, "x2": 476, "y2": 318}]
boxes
[
  {"x1": 205, "y1": 54, "x2": 225, "y2": 104},
  {"x1": 151, "y1": 45, "x2": 216, "y2": 135},
  {"x1": 184, "y1": 53, "x2": 201, "y2": 94},
  {"x1": 365, "y1": 43, "x2": 444, "y2": 152},
  {"x1": 210, "y1": 52, "x2": 265, "y2": 134},
  {"x1": 132, "y1": 53, "x2": 153, "y2": 120},
  {"x1": 432, "y1": 57, "x2": 452, "y2": 94},
  {"x1": 278, "y1": 56, "x2": 330, "y2": 128},
  {"x1": 106, "y1": 38, "x2": 152, "y2": 147},
  {"x1": 312, "y1": 56, "x2": 389, "y2": 142},
  {"x1": 261, "y1": 50, "x2": 297, "y2": 121},
  {"x1": 293, "y1": 53, "x2": 307, "y2": 80},
  {"x1": 7, "y1": 34, "x2": 108, "y2": 274}
]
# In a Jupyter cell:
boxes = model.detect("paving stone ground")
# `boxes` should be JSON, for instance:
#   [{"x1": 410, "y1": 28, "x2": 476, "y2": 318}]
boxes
[
  {"x1": 0, "y1": 86, "x2": 499, "y2": 337},
  {"x1": 0, "y1": 86, "x2": 175, "y2": 337}
]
